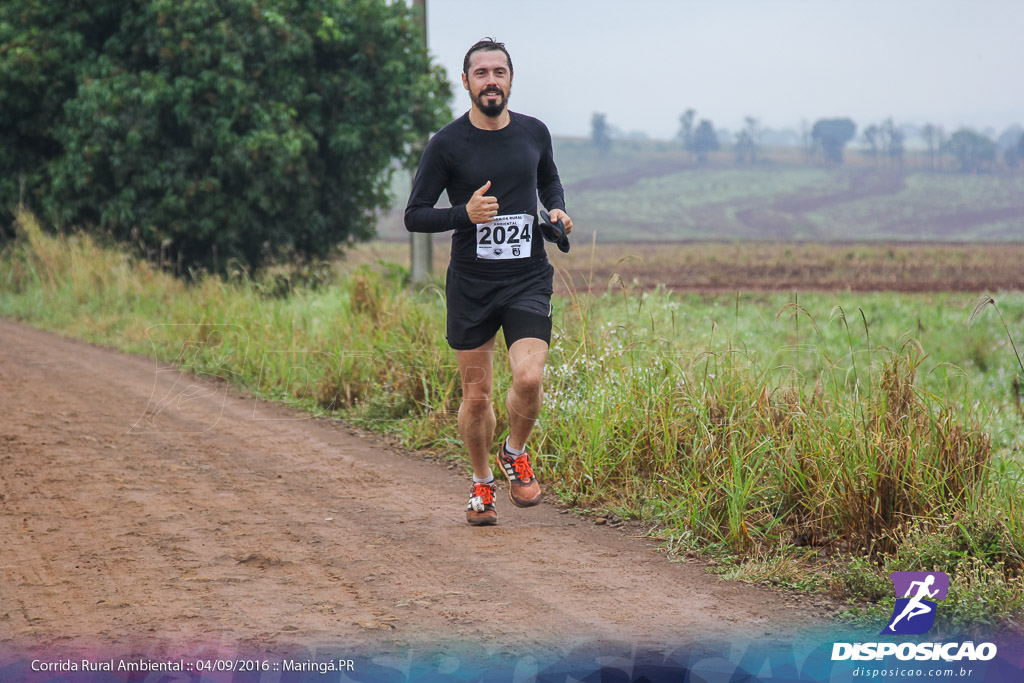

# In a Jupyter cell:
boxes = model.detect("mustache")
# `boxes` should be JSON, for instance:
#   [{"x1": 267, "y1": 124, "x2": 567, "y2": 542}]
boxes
[{"x1": 481, "y1": 87, "x2": 504, "y2": 96}]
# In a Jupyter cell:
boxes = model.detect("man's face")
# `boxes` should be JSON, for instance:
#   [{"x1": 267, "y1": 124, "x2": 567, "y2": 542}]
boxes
[{"x1": 462, "y1": 49, "x2": 512, "y2": 118}]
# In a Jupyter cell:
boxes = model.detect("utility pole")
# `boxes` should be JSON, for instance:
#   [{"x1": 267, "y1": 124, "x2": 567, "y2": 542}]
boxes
[{"x1": 409, "y1": 0, "x2": 432, "y2": 284}]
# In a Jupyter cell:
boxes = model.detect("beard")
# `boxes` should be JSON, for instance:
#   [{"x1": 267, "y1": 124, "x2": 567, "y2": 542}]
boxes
[{"x1": 474, "y1": 87, "x2": 508, "y2": 117}]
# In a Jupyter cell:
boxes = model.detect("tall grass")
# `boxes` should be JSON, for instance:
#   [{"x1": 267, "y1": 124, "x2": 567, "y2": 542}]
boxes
[
  {"x1": 540, "y1": 293, "x2": 996, "y2": 558},
  {"x1": 3, "y1": 206, "x2": 1024, "y2": 628}
]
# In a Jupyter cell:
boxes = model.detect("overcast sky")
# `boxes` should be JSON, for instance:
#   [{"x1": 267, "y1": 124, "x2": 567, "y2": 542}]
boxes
[{"x1": 424, "y1": 0, "x2": 1023, "y2": 140}]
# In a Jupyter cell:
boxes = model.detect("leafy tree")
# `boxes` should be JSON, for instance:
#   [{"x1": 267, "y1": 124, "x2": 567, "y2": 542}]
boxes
[
  {"x1": 733, "y1": 131, "x2": 754, "y2": 164},
  {"x1": 591, "y1": 112, "x2": 611, "y2": 155},
  {"x1": 946, "y1": 128, "x2": 996, "y2": 173},
  {"x1": 691, "y1": 119, "x2": 719, "y2": 162},
  {"x1": 0, "y1": 3, "x2": 121, "y2": 222},
  {"x1": 811, "y1": 118, "x2": 856, "y2": 165},
  {"x1": 863, "y1": 124, "x2": 881, "y2": 163},
  {"x1": 1000, "y1": 126, "x2": 1023, "y2": 170},
  {"x1": 734, "y1": 116, "x2": 759, "y2": 164},
  {"x1": 800, "y1": 119, "x2": 814, "y2": 164},
  {"x1": 936, "y1": 126, "x2": 947, "y2": 169},
  {"x1": 1006, "y1": 146, "x2": 1021, "y2": 170},
  {"x1": 863, "y1": 119, "x2": 903, "y2": 167},
  {"x1": 921, "y1": 124, "x2": 939, "y2": 169},
  {"x1": 881, "y1": 118, "x2": 904, "y2": 167},
  {"x1": 1, "y1": 0, "x2": 451, "y2": 273},
  {"x1": 677, "y1": 108, "x2": 696, "y2": 152},
  {"x1": 996, "y1": 125, "x2": 1022, "y2": 152}
]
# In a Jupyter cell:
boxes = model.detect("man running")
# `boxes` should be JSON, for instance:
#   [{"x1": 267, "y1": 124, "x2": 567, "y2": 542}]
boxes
[{"x1": 405, "y1": 38, "x2": 572, "y2": 526}]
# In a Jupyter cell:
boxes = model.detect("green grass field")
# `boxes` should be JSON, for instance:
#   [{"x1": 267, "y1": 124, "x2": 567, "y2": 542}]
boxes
[
  {"x1": 377, "y1": 139, "x2": 1024, "y2": 243},
  {"x1": 4, "y1": 207, "x2": 1024, "y2": 631}
]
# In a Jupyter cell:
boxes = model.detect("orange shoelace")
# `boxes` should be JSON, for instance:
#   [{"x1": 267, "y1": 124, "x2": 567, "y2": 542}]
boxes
[
  {"x1": 511, "y1": 455, "x2": 534, "y2": 482},
  {"x1": 472, "y1": 483, "x2": 495, "y2": 505}
]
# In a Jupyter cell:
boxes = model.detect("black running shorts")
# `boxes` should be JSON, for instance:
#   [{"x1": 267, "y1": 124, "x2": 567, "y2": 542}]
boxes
[{"x1": 445, "y1": 261, "x2": 553, "y2": 350}]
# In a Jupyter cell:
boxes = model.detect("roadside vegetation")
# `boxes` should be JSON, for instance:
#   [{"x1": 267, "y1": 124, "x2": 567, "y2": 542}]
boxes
[{"x1": 4, "y1": 206, "x2": 1024, "y2": 632}]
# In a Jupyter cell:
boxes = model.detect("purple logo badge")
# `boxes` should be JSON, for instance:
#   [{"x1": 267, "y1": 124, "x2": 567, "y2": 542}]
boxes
[{"x1": 882, "y1": 572, "x2": 949, "y2": 635}]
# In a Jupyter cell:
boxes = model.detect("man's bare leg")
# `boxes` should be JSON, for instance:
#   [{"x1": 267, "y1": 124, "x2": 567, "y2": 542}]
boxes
[
  {"x1": 494, "y1": 336, "x2": 548, "y2": 508},
  {"x1": 456, "y1": 337, "x2": 497, "y2": 479},
  {"x1": 505, "y1": 337, "x2": 549, "y2": 450}
]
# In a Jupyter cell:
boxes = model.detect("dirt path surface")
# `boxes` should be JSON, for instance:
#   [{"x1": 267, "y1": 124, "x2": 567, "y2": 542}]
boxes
[{"x1": 0, "y1": 319, "x2": 829, "y2": 661}]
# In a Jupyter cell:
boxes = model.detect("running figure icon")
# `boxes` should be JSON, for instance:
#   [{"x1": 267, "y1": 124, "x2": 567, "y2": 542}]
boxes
[
  {"x1": 882, "y1": 571, "x2": 949, "y2": 635},
  {"x1": 887, "y1": 575, "x2": 939, "y2": 631}
]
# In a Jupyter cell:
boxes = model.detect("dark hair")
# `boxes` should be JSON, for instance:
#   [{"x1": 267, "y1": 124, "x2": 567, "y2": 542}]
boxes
[{"x1": 463, "y1": 38, "x2": 513, "y2": 76}]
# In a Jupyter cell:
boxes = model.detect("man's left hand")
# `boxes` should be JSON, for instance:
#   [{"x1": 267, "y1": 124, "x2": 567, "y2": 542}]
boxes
[{"x1": 547, "y1": 209, "x2": 573, "y2": 235}]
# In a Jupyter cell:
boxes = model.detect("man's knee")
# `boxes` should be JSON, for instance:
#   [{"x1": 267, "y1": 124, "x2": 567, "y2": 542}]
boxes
[
  {"x1": 461, "y1": 392, "x2": 494, "y2": 417},
  {"x1": 513, "y1": 366, "x2": 544, "y2": 397}
]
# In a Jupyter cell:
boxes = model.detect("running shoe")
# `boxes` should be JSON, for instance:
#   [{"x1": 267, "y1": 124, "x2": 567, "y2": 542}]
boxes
[
  {"x1": 466, "y1": 481, "x2": 497, "y2": 526},
  {"x1": 496, "y1": 444, "x2": 542, "y2": 507}
]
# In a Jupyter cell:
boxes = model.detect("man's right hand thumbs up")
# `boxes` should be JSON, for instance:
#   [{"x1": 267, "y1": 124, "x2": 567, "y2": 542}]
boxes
[{"x1": 466, "y1": 181, "x2": 499, "y2": 224}]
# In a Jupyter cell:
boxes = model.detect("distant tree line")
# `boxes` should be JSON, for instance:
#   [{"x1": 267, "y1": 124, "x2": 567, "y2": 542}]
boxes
[
  {"x1": 733, "y1": 117, "x2": 760, "y2": 164},
  {"x1": 675, "y1": 109, "x2": 719, "y2": 162},
  {"x1": 588, "y1": 109, "x2": 1022, "y2": 174},
  {"x1": 862, "y1": 119, "x2": 904, "y2": 167},
  {"x1": 0, "y1": 0, "x2": 451, "y2": 274}
]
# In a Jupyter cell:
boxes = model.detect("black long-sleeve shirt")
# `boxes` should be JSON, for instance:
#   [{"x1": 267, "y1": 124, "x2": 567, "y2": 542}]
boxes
[{"x1": 405, "y1": 111, "x2": 565, "y2": 278}]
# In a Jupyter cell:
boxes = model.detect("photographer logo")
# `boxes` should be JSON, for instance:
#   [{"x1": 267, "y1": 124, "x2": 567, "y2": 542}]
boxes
[{"x1": 882, "y1": 571, "x2": 948, "y2": 636}]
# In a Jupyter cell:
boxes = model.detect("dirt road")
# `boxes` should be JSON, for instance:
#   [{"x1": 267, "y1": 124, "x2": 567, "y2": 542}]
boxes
[{"x1": 0, "y1": 319, "x2": 829, "y2": 662}]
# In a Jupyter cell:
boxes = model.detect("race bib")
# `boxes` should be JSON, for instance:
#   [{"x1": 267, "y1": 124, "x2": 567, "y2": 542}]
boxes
[{"x1": 475, "y1": 213, "x2": 534, "y2": 260}]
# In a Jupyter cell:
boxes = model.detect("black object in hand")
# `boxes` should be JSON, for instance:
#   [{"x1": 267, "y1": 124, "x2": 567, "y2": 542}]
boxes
[{"x1": 539, "y1": 210, "x2": 570, "y2": 253}]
